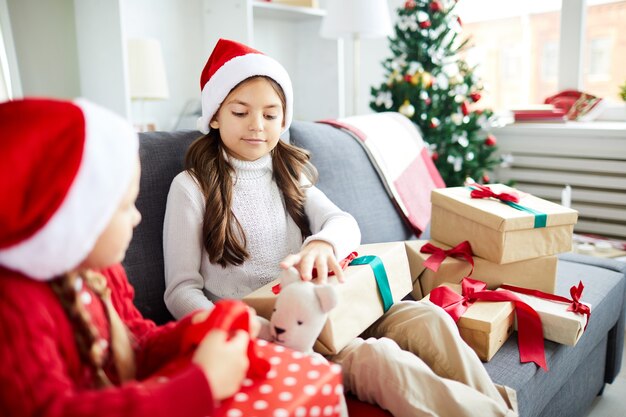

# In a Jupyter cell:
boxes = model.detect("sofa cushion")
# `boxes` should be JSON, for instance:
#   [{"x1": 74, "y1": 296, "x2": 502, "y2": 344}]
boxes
[{"x1": 124, "y1": 130, "x2": 199, "y2": 324}]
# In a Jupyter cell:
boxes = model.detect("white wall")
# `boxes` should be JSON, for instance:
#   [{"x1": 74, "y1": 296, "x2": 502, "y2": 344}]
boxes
[
  {"x1": 3, "y1": 0, "x2": 405, "y2": 125},
  {"x1": 6, "y1": 0, "x2": 80, "y2": 98},
  {"x1": 74, "y1": 0, "x2": 129, "y2": 118},
  {"x1": 121, "y1": 0, "x2": 207, "y2": 130},
  {"x1": 334, "y1": 0, "x2": 403, "y2": 116}
]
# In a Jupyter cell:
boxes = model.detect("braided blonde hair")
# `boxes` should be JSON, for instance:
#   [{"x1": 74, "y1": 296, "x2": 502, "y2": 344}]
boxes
[{"x1": 50, "y1": 270, "x2": 135, "y2": 388}]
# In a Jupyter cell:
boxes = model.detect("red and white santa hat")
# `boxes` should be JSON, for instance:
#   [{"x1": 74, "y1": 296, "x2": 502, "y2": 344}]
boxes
[
  {"x1": 0, "y1": 98, "x2": 138, "y2": 281},
  {"x1": 197, "y1": 38, "x2": 293, "y2": 135}
]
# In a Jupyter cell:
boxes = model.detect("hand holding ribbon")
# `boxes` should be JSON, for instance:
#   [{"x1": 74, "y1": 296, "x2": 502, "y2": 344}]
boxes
[
  {"x1": 500, "y1": 281, "x2": 591, "y2": 330},
  {"x1": 420, "y1": 241, "x2": 475, "y2": 275},
  {"x1": 429, "y1": 277, "x2": 548, "y2": 370},
  {"x1": 157, "y1": 300, "x2": 271, "y2": 379}
]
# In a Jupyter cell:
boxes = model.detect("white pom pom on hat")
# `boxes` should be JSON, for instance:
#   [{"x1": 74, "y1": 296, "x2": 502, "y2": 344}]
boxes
[
  {"x1": 197, "y1": 38, "x2": 293, "y2": 135},
  {"x1": 0, "y1": 98, "x2": 138, "y2": 281}
]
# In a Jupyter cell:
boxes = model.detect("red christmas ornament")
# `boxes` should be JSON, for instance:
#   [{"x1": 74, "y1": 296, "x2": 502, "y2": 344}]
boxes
[
  {"x1": 482, "y1": 174, "x2": 491, "y2": 183},
  {"x1": 425, "y1": 97, "x2": 432, "y2": 106},
  {"x1": 485, "y1": 134, "x2": 497, "y2": 146},
  {"x1": 404, "y1": 74, "x2": 413, "y2": 82},
  {"x1": 430, "y1": 1, "x2": 443, "y2": 12},
  {"x1": 419, "y1": 20, "x2": 432, "y2": 29},
  {"x1": 461, "y1": 101, "x2": 470, "y2": 116},
  {"x1": 431, "y1": 151, "x2": 439, "y2": 161},
  {"x1": 405, "y1": 0, "x2": 416, "y2": 9},
  {"x1": 470, "y1": 92, "x2": 482, "y2": 103},
  {"x1": 429, "y1": 118, "x2": 440, "y2": 129}
]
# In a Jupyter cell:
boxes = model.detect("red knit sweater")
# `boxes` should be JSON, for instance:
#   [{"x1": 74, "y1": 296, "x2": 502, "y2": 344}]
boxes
[{"x1": 0, "y1": 263, "x2": 214, "y2": 417}]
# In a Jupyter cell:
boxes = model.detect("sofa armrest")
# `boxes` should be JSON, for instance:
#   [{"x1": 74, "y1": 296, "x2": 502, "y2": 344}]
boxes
[{"x1": 558, "y1": 252, "x2": 626, "y2": 383}]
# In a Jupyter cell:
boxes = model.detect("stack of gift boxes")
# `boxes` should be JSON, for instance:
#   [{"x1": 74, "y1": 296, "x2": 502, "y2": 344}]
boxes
[
  {"x1": 237, "y1": 184, "x2": 590, "y2": 416},
  {"x1": 407, "y1": 183, "x2": 589, "y2": 363}
]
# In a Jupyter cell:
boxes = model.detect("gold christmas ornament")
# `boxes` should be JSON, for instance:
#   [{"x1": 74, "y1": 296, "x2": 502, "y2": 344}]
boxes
[
  {"x1": 399, "y1": 99, "x2": 416, "y2": 118},
  {"x1": 421, "y1": 72, "x2": 433, "y2": 88}
]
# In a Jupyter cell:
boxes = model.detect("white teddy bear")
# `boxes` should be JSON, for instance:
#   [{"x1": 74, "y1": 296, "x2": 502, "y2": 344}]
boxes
[
  {"x1": 269, "y1": 267, "x2": 338, "y2": 355},
  {"x1": 264, "y1": 267, "x2": 348, "y2": 417}
]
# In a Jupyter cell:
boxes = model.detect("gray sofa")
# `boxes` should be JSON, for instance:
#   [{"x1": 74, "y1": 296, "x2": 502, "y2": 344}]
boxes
[{"x1": 124, "y1": 121, "x2": 626, "y2": 417}]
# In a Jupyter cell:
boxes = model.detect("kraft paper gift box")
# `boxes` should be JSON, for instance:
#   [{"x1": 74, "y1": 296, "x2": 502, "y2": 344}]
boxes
[
  {"x1": 430, "y1": 184, "x2": 578, "y2": 264},
  {"x1": 424, "y1": 283, "x2": 515, "y2": 361},
  {"x1": 244, "y1": 241, "x2": 413, "y2": 356},
  {"x1": 497, "y1": 286, "x2": 591, "y2": 346},
  {"x1": 215, "y1": 340, "x2": 343, "y2": 417},
  {"x1": 405, "y1": 239, "x2": 558, "y2": 299}
]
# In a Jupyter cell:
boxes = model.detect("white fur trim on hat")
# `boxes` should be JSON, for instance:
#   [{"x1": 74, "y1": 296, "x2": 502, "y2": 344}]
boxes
[
  {"x1": 197, "y1": 53, "x2": 293, "y2": 136},
  {"x1": 0, "y1": 99, "x2": 139, "y2": 280}
]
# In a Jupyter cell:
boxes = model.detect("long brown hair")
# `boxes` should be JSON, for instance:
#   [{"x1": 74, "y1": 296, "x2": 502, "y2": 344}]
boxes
[{"x1": 185, "y1": 76, "x2": 317, "y2": 267}]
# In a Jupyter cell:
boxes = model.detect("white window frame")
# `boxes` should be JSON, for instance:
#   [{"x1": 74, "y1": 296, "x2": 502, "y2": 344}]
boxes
[
  {"x1": 0, "y1": 0, "x2": 22, "y2": 99},
  {"x1": 558, "y1": 0, "x2": 586, "y2": 91}
]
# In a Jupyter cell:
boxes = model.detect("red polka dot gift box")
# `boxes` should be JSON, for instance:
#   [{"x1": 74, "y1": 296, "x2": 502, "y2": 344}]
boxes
[{"x1": 215, "y1": 340, "x2": 344, "y2": 417}]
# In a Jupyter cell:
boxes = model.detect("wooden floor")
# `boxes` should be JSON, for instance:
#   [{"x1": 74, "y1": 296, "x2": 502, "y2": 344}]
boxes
[{"x1": 584, "y1": 331, "x2": 626, "y2": 417}]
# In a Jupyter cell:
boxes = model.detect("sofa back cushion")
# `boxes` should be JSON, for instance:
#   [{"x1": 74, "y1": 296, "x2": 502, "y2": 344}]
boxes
[
  {"x1": 123, "y1": 130, "x2": 198, "y2": 324},
  {"x1": 124, "y1": 122, "x2": 414, "y2": 324},
  {"x1": 290, "y1": 121, "x2": 414, "y2": 244}
]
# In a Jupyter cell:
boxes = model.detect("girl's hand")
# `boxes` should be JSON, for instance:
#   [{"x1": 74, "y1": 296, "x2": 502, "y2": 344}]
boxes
[
  {"x1": 192, "y1": 329, "x2": 249, "y2": 401},
  {"x1": 280, "y1": 240, "x2": 343, "y2": 283}
]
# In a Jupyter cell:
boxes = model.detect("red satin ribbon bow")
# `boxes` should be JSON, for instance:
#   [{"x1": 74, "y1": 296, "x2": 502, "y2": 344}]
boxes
[
  {"x1": 500, "y1": 281, "x2": 591, "y2": 330},
  {"x1": 420, "y1": 241, "x2": 475, "y2": 275},
  {"x1": 429, "y1": 277, "x2": 548, "y2": 370},
  {"x1": 157, "y1": 299, "x2": 270, "y2": 379},
  {"x1": 272, "y1": 251, "x2": 359, "y2": 294},
  {"x1": 469, "y1": 183, "x2": 520, "y2": 203}
]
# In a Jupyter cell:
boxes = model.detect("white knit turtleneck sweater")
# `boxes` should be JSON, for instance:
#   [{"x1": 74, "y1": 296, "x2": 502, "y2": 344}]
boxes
[{"x1": 163, "y1": 153, "x2": 361, "y2": 319}]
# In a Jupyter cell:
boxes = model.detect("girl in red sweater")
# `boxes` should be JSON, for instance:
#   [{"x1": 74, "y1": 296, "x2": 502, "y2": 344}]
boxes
[{"x1": 0, "y1": 98, "x2": 251, "y2": 417}]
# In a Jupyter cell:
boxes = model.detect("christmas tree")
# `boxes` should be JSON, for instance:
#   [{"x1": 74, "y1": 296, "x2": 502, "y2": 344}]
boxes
[{"x1": 370, "y1": 0, "x2": 498, "y2": 186}]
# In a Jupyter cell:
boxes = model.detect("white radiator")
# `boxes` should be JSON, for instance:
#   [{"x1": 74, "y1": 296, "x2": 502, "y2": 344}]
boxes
[{"x1": 493, "y1": 121, "x2": 626, "y2": 239}]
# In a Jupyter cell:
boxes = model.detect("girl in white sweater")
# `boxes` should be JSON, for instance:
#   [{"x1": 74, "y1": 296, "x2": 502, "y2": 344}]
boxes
[{"x1": 163, "y1": 38, "x2": 517, "y2": 417}]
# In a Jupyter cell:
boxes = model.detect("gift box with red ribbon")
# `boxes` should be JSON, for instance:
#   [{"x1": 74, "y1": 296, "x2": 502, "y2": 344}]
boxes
[
  {"x1": 215, "y1": 340, "x2": 344, "y2": 417},
  {"x1": 244, "y1": 242, "x2": 413, "y2": 355},
  {"x1": 430, "y1": 184, "x2": 578, "y2": 264},
  {"x1": 497, "y1": 282, "x2": 591, "y2": 346},
  {"x1": 425, "y1": 277, "x2": 548, "y2": 369},
  {"x1": 405, "y1": 239, "x2": 558, "y2": 298},
  {"x1": 423, "y1": 282, "x2": 515, "y2": 361}
]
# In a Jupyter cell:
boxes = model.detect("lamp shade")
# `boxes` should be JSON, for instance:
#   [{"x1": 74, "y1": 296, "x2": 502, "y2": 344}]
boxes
[
  {"x1": 127, "y1": 38, "x2": 169, "y2": 100},
  {"x1": 321, "y1": 0, "x2": 392, "y2": 39}
]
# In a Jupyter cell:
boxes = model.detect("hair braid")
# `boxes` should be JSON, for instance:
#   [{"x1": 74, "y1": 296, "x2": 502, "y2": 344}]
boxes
[{"x1": 50, "y1": 272, "x2": 112, "y2": 388}]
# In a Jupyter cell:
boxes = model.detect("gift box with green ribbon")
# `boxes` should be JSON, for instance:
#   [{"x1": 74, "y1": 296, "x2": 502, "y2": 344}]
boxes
[
  {"x1": 405, "y1": 239, "x2": 558, "y2": 299},
  {"x1": 430, "y1": 184, "x2": 578, "y2": 264},
  {"x1": 244, "y1": 241, "x2": 413, "y2": 355}
]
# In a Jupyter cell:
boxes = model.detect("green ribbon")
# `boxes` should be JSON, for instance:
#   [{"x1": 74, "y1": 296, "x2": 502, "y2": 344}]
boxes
[
  {"x1": 349, "y1": 255, "x2": 394, "y2": 312},
  {"x1": 504, "y1": 200, "x2": 547, "y2": 228}
]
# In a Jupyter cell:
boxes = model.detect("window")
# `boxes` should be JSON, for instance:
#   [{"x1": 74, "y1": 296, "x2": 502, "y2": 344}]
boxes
[
  {"x1": 541, "y1": 42, "x2": 558, "y2": 81},
  {"x1": 456, "y1": 0, "x2": 626, "y2": 111},
  {"x1": 583, "y1": 0, "x2": 626, "y2": 100},
  {"x1": 0, "y1": 0, "x2": 17, "y2": 102},
  {"x1": 0, "y1": 20, "x2": 11, "y2": 101}
]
